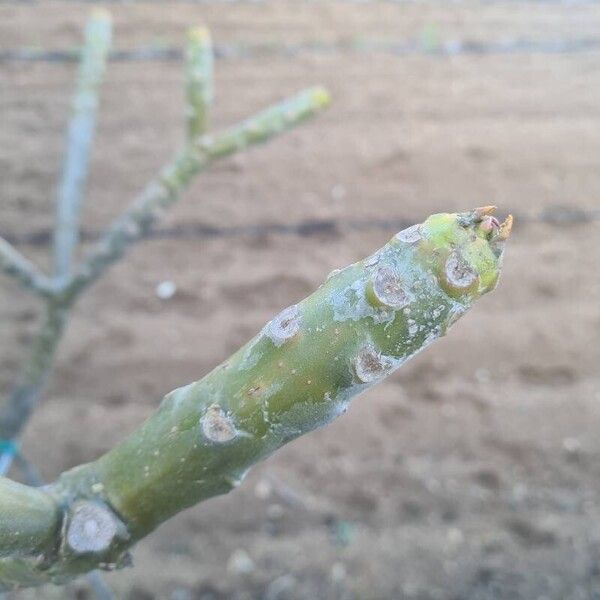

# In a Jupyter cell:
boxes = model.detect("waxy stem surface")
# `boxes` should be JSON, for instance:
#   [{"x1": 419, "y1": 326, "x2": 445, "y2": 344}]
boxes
[{"x1": 0, "y1": 207, "x2": 512, "y2": 589}]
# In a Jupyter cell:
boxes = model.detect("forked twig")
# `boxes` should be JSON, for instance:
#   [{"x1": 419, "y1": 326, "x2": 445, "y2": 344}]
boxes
[
  {"x1": 0, "y1": 19, "x2": 329, "y2": 591},
  {"x1": 0, "y1": 10, "x2": 329, "y2": 468}
]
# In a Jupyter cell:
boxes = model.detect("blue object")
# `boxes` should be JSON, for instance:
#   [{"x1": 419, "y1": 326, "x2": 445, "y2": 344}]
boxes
[{"x1": 0, "y1": 440, "x2": 18, "y2": 475}]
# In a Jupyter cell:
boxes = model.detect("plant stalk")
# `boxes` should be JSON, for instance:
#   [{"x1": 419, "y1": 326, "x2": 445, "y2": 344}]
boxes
[
  {"x1": 185, "y1": 26, "x2": 213, "y2": 140},
  {"x1": 53, "y1": 9, "x2": 112, "y2": 279},
  {"x1": 62, "y1": 86, "x2": 331, "y2": 301},
  {"x1": 0, "y1": 208, "x2": 511, "y2": 589}
]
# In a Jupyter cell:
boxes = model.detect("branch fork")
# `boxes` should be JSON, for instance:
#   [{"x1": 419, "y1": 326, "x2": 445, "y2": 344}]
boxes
[
  {"x1": 0, "y1": 8, "x2": 512, "y2": 595},
  {"x1": 0, "y1": 11, "x2": 330, "y2": 594}
]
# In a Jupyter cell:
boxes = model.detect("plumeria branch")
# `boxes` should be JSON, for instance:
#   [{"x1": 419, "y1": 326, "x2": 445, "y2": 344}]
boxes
[
  {"x1": 0, "y1": 13, "x2": 329, "y2": 471},
  {"x1": 53, "y1": 9, "x2": 112, "y2": 280},
  {"x1": 0, "y1": 208, "x2": 511, "y2": 589},
  {"x1": 185, "y1": 26, "x2": 214, "y2": 140},
  {"x1": 0, "y1": 9, "x2": 330, "y2": 593}
]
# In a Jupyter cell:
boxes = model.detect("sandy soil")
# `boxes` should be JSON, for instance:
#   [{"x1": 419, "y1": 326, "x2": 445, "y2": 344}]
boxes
[{"x1": 1, "y1": 2, "x2": 600, "y2": 599}]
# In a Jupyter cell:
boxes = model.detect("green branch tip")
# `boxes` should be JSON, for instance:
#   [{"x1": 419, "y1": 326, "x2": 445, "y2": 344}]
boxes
[
  {"x1": 0, "y1": 208, "x2": 511, "y2": 589},
  {"x1": 53, "y1": 8, "x2": 112, "y2": 278},
  {"x1": 91, "y1": 8, "x2": 111, "y2": 21},
  {"x1": 185, "y1": 24, "x2": 213, "y2": 139},
  {"x1": 186, "y1": 26, "x2": 210, "y2": 42},
  {"x1": 308, "y1": 86, "x2": 331, "y2": 108},
  {"x1": 1, "y1": 79, "x2": 329, "y2": 462},
  {"x1": 59, "y1": 86, "x2": 330, "y2": 302}
]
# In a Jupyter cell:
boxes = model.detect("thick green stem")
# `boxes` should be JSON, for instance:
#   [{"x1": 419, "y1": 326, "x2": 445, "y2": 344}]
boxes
[
  {"x1": 0, "y1": 208, "x2": 511, "y2": 589},
  {"x1": 0, "y1": 478, "x2": 59, "y2": 559},
  {"x1": 8, "y1": 452, "x2": 116, "y2": 599},
  {"x1": 53, "y1": 9, "x2": 112, "y2": 279}
]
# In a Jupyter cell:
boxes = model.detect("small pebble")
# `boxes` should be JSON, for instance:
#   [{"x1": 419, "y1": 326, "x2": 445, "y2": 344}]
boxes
[
  {"x1": 562, "y1": 437, "x2": 581, "y2": 454},
  {"x1": 227, "y1": 548, "x2": 255, "y2": 575},
  {"x1": 331, "y1": 184, "x2": 347, "y2": 200},
  {"x1": 155, "y1": 280, "x2": 177, "y2": 300}
]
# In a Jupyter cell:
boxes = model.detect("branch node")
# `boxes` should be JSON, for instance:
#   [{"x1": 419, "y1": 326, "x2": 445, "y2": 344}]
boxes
[
  {"x1": 0, "y1": 237, "x2": 56, "y2": 298},
  {"x1": 264, "y1": 305, "x2": 301, "y2": 346},
  {"x1": 353, "y1": 344, "x2": 395, "y2": 384},
  {"x1": 53, "y1": 8, "x2": 112, "y2": 277},
  {"x1": 200, "y1": 405, "x2": 237, "y2": 444},
  {"x1": 65, "y1": 501, "x2": 123, "y2": 555}
]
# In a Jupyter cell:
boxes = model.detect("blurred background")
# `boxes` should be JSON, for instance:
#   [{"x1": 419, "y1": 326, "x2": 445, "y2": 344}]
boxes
[{"x1": 1, "y1": 2, "x2": 600, "y2": 599}]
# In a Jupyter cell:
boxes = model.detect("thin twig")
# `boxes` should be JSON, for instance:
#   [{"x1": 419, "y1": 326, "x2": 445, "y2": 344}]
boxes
[
  {"x1": 0, "y1": 12, "x2": 331, "y2": 591},
  {"x1": 0, "y1": 300, "x2": 69, "y2": 444},
  {"x1": 53, "y1": 9, "x2": 112, "y2": 279},
  {"x1": 0, "y1": 237, "x2": 55, "y2": 298},
  {"x1": 185, "y1": 26, "x2": 213, "y2": 140},
  {"x1": 63, "y1": 86, "x2": 330, "y2": 300},
  {"x1": 0, "y1": 87, "x2": 329, "y2": 467}
]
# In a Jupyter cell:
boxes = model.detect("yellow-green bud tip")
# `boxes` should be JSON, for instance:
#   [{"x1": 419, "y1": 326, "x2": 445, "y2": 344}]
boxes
[
  {"x1": 309, "y1": 87, "x2": 331, "y2": 108},
  {"x1": 417, "y1": 208, "x2": 512, "y2": 300},
  {"x1": 187, "y1": 26, "x2": 211, "y2": 43},
  {"x1": 90, "y1": 8, "x2": 112, "y2": 25}
]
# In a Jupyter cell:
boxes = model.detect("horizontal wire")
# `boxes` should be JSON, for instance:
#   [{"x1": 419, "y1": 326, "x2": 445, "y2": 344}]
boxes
[
  {"x1": 1, "y1": 206, "x2": 597, "y2": 249},
  {"x1": 2, "y1": 37, "x2": 600, "y2": 64}
]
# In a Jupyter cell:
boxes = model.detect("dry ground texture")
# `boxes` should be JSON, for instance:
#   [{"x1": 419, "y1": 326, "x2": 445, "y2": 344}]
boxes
[{"x1": 1, "y1": 2, "x2": 600, "y2": 599}]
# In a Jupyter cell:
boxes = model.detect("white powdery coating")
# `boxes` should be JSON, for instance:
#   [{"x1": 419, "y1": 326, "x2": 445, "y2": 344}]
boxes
[
  {"x1": 371, "y1": 267, "x2": 410, "y2": 309},
  {"x1": 326, "y1": 267, "x2": 342, "y2": 281},
  {"x1": 446, "y1": 305, "x2": 467, "y2": 329},
  {"x1": 164, "y1": 381, "x2": 196, "y2": 411},
  {"x1": 445, "y1": 252, "x2": 477, "y2": 289},
  {"x1": 267, "y1": 392, "x2": 352, "y2": 444},
  {"x1": 353, "y1": 344, "x2": 396, "y2": 383},
  {"x1": 363, "y1": 252, "x2": 381, "y2": 268},
  {"x1": 330, "y1": 279, "x2": 395, "y2": 325},
  {"x1": 238, "y1": 336, "x2": 262, "y2": 371},
  {"x1": 395, "y1": 224, "x2": 422, "y2": 244},
  {"x1": 200, "y1": 404, "x2": 237, "y2": 443},
  {"x1": 66, "y1": 502, "x2": 118, "y2": 554},
  {"x1": 265, "y1": 305, "x2": 301, "y2": 347}
]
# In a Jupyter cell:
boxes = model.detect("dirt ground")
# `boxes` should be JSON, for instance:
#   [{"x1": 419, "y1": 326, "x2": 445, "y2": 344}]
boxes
[{"x1": 1, "y1": 2, "x2": 600, "y2": 599}]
